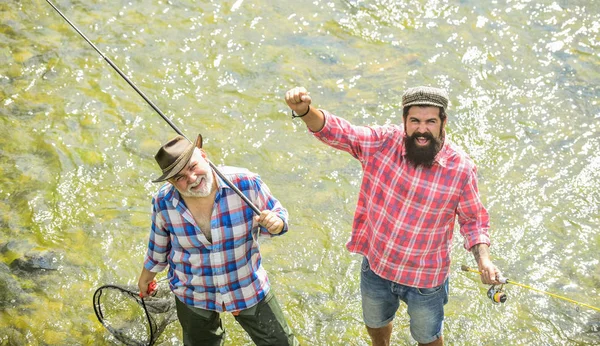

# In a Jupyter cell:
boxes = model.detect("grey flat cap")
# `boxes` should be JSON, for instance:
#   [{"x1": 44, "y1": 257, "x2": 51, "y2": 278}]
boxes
[{"x1": 402, "y1": 86, "x2": 449, "y2": 110}]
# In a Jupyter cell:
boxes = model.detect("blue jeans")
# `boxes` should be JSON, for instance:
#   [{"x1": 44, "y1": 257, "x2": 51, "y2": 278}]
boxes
[{"x1": 360, "y1": 257, "x2": 448, "y2": 344}]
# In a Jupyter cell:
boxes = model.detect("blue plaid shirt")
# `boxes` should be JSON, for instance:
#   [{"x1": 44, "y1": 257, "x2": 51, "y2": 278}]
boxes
[{"x1": 144, "y1": 166, "x2": 288, "y2": 312}]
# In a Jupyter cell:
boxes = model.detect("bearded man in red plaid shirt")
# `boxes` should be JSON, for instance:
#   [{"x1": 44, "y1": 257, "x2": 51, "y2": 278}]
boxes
[{"x1": 285, "y1": 86, "x2": 502, "y2": 346}]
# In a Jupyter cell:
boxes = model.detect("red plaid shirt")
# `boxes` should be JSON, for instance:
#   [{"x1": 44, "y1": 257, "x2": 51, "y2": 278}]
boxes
[{"x1": 313, "y1": 110, "x2": 490, "y2": 288}]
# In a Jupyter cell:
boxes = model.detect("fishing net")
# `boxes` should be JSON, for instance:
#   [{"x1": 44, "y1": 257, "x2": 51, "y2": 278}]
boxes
[{"x1": 93, "y1": 284, "x2": 178, "y2": 346}]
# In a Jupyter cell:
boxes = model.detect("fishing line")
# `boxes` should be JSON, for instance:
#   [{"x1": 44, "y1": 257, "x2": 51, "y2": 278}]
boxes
[
  {"x1": 461, "y1": 265, "x2": 600, "y2": 312},
  {"x1": 44, "y1": 1, "x2": 269, "y2": 344},
  {"x1": 45, "y1": 0, "x2": 261, "y2": 215}
]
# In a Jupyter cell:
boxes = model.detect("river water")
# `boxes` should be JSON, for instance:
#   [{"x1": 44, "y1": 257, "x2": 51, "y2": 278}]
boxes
[{"x1": 1, "y1": 0, "x2": 599, "y2": 345}]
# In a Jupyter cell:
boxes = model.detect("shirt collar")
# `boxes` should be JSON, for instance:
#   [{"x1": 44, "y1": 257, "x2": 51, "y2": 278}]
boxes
[
  {"x1": 214, "y1": 171, "x2": 230, "y2": 191},
  {"x1": 436, "y1": 142, "x2": 450, "y2": 167},
  {"x1": 163, "y1": 183, "x2": 182, "y2": 208}
]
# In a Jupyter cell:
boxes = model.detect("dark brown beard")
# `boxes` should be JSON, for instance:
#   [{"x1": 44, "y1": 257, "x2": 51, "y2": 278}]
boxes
[{"x1": 404, "y1": 132, "x2": 442, "y2": 168}]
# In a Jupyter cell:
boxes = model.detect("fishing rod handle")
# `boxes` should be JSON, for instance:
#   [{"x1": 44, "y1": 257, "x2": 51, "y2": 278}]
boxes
[{"x1": 460, "y1": 265, "x2": 508, "y2": 284}]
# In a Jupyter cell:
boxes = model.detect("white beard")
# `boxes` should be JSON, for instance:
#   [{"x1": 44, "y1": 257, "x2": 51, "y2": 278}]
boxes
[{"x1": 179, "y1": 172, "x2": 214, "y2": 198}]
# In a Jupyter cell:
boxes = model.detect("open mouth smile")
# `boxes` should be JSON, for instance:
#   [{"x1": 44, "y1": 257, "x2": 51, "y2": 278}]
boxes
[
  {"x1": 190, "y1": 177, "x2": 205, "y2": 191},
  {"x1": 415, "y1": 136, "x2": 430, "y2": 146}
]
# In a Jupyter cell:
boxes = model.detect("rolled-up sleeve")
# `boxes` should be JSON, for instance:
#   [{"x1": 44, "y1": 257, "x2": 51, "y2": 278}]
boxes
[
  {"x1": 253, "y1": 175, "x2": 289, "y2": 236},
  {"x1": 312, "y1": 110, "x2": 393, "y2": 163},
  {"x1": 144, "y1": 198, "x2": 171, "y2": 272},
  {"x1": 457, "y1": 166, "x2": 491, "y2": 250}
]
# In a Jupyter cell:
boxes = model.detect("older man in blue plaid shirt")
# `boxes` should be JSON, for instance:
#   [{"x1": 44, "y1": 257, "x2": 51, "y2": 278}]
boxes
[{"x1": 138, "y1": 134, "x2": 299, "y2": 346}]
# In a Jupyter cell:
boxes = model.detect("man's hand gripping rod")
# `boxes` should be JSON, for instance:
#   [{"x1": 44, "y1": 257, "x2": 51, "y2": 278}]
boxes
[{"x1": 461, "y1": 265, "x2": 600, "y2": 311}]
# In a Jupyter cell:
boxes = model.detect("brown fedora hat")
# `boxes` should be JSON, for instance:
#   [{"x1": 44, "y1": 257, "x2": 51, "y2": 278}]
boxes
[{"x1": 152, "y1": 134, "x2": 203, "y2": 183}]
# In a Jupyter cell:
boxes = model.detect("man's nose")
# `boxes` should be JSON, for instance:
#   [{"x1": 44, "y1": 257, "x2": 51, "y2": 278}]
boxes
[{"x1": 185, "y1": 171, "x2": 198, "y2": 183}]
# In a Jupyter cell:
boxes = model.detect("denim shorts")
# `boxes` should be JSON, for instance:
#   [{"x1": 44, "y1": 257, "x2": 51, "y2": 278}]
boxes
[{"x1": 360, "y1": 257, "x2": 448, "y2": 344}]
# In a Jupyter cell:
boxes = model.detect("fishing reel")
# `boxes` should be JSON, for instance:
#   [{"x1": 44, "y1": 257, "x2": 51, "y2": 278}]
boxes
[{"x1": 487, "y1": 284, "x2": 507, "y2": 304}]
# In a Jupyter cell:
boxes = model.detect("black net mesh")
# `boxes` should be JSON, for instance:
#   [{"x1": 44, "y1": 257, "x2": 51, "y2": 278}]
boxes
[{"x1": 93, "y1": 284, "x2": 178, "y2": 346}]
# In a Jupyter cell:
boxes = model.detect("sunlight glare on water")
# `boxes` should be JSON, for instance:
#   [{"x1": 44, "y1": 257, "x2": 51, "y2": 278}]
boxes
[{"x1": 0, "y1": 0, "x2": 598, "y2": 344}]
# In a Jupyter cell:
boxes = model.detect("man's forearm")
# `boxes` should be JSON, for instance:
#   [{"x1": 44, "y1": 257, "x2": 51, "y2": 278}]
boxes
[
  {"x1": 470, "y1": 243, "x2": 502, "y2": 284},
  {"x1": 301, "y1": 107, "x2": 326, "y2": 132},
  {"x1": 470, "y1": 243, "x2": 491, "y2": 265}
]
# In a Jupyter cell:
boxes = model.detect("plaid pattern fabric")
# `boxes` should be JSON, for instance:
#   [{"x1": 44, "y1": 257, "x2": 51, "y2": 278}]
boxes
[
  {"x1": 313, "y1": 110, "x2": 490, "y2": 288},
  {"x1": 144, "y1": 166, "x2": 288, "y2": 312}
]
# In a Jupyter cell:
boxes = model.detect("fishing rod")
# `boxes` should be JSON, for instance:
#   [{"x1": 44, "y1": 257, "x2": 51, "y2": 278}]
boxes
[
  {"x1": 461, "y1": 265, "x2": 600, "y2": 312},
  {"x1": 46, "y1": 0, "x2": 261, "y2": 215}
]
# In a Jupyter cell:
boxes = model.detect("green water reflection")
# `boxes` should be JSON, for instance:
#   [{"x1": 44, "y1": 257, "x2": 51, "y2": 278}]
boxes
[{"x1": 1, "y1": 0, "x2": 599, "y2": 344}]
